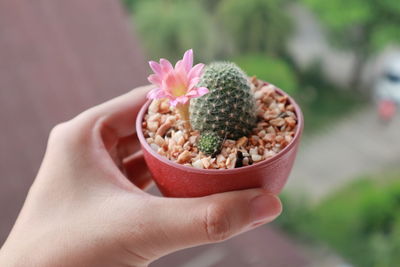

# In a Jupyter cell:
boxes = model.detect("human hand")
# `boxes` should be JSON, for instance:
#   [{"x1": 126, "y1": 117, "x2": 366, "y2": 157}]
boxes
[{"x1": 0, "y1": 86, "x2": 282, "y2": 267}]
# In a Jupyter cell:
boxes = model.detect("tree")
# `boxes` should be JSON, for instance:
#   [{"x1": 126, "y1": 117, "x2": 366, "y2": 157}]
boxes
[
  {"x1": 134, "y1": 0, "x2": 221, "y2": 62},
  {"x1": 216, "y1": 0, "x2": 292, "y2": 56},
  {"x1": 304, "y1": 0, "x2": 400, "y2": 90}
]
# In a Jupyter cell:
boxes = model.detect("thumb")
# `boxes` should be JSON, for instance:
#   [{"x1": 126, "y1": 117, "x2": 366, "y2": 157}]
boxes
[{"x1": 149, "y1": 189, "x2": 282, "y2": 256}]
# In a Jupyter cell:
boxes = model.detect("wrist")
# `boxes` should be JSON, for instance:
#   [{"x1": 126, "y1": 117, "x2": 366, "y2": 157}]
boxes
[{"x1": 0, "y1": 239, "x2": 50, "y2": 267}]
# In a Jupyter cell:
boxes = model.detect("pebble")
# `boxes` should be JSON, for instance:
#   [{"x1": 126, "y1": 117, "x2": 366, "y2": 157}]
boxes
[
  {"x1": 192, "y1": 159, "x2": 204, "y2": 169},
  {"x1": 149, "y1": 99, "x2": 161, "y2": 113},
  {"x1": 150, "y1": 143, "x2": 160, "y2": 152},
  {"x1": 147, "y1": 121, "x2": 159, "y2": 132},
  {"x1": 269, "y1": 118, "x2": 285, "y2": 127},
  {"x1": 249, "y1": 147, "x2": 259, "y2": 156},
  {"x1": 251, "y1": 154, "x2": 262, "y2": 162},
  {"x1": 154, "y1": 135, "x2": 164, "y2": 146},
  {"x1": 156, "y1": 121, "x2": 172, "y2": 136},
  {"x1": 201, "y1": 157, "x2": 211, "y2": 169},
  {"x1": 236, "y1": 136, "x2": 248, "y2": 147},
  {"x1": 177, "y1": 150, "x2": 191, "y2": 163},
  {"x1": 143, "y1": 79, "x2": 298, "y2": 169}
]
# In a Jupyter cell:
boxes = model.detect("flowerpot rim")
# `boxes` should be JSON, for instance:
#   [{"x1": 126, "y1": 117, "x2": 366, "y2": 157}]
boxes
[{"x1": 136, "y1": 82, "x2": 304, "y2": 174}]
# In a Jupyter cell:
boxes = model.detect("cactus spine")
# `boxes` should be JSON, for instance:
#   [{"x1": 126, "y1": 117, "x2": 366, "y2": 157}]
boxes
[{"x1": 190, "y1": 62, "x2": 256, "y2": 155}]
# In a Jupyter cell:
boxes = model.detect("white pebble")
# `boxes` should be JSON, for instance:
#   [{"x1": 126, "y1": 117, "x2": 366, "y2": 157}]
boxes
[
  {"x1": 150, "y1": 143, "x2": 160, "y2": 152},
  {"x1": 148, "y1": 113, "x2": 161, "y2": 122},
  {"x1": 189, "y1": 135, "x2": 198, "y2": 144},
  {"x1": 147, "y1": 121, "x2": 159, "y2": 132},
  {"x1": 249, "y1": 148, "x2": 259, "y2": 155},
  {"x1": 154, "y1": 135, "x2": 164, "y2": 146},
  {"x1": 264, "y1": 150, "x2": 276, "y2": 158},
  {"x1": 257, "y1": 130, "x2": 266, "y2": 138},
  {"x1": 192, "y1": 159, "x2": 204, "y2": 169},
  {"x1": 149, "y1": 99, "x2": 161, "y2": 113},
  {"x1": 254, "y1": 90, "x2": 264, "y2": 100},
  {"x1": 217, "y1": 154, "x2": 226, "y2": 164},
  {"x1": 201, "y1": 157, "x2": 211, "y2": 169},
  {"x1": 251, "y1": 154, "x2": 262, "y2": 162},
  {"x1": 173, "y1": 130, "x2": 184, "y2": 142}
]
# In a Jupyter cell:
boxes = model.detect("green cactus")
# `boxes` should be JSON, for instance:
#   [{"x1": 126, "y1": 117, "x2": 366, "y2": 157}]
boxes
[
  {"x1": 198, "y1": 131, "x2": 223, "y2": 156},
  {"x1": 190, "y1": 62, "x2": 257, "y2": 141}
]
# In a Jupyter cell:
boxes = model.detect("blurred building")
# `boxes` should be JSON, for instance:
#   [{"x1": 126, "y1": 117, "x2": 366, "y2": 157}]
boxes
[{"x1": 288, "y1": 3, "x2": 400, "y2": 91}]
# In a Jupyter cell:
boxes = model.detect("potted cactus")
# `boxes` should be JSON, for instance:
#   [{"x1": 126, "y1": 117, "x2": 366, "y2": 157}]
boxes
[
  {"x1": 136, "y1": 49, "x2": 303, "y2": 197},
  {"x1": 191, "y1": 62, "x2": 257, "y2": 154}
]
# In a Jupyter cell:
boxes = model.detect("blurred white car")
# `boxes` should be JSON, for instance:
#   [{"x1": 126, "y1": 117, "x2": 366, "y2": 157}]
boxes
[{"x1": 374, "y1": 60, "x2": 400, "y2": 120}]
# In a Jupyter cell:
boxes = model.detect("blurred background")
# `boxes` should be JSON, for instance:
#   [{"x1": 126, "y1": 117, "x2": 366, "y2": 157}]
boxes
[{"x1": 1, "y1": 0, "x2": 400, "y2": 266}]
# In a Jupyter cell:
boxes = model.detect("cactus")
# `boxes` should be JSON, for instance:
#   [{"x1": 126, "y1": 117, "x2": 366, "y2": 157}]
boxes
[
  {"x1": 198, "y1": 131, "x2": 223, "y2": 156},
  {"x1": 189, "y1": 62, "x2": 257, "y2": 141}
]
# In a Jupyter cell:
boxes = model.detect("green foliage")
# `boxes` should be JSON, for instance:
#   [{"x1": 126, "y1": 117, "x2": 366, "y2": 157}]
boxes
[
  {"x1": 216, "y1": 0, "x2": 292, "y2": 55},
  {"x1": 198, "y1": 131, "x2": 223, "y2": 156},
  {"x1": 234, "y1": 54, "x2": 298, "y2": 94},
  {"x1": 134, "y1": 0, "x2": 220, "y2": 62},
  {"x1": 121, "y1": 0, "x2": 140, "y2": 12},
  {"x1": 276, "y1": 171, "x2": 400, "y2": 267},
  {"x1": 197, "y1": 0, "x2": 224, "y2": 12},
  {"x1": 303, "y1": 0, "x2": 400, "y2": 51},
  {"x1": 296, "y1": 61, "x2": 363, "y2": 135},
  {"x1": 304, "y1": 0, "x2": 400, "y2": 89},
  {"x1": 190, "y1": 62, "x2": 257, "y2": 140}
]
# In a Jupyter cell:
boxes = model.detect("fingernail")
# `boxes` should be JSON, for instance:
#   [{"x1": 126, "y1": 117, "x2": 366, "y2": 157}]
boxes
[{"x1": 249, "y1": 194, "x2": 281, "y2": 225}]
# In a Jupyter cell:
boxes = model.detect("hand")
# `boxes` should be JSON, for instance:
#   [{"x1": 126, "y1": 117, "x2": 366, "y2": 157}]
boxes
[{"x1": 0, "y1": 86, "x2": 282, "y2": 267}]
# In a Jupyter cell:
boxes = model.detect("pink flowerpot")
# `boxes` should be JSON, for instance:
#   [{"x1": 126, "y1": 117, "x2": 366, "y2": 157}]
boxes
[{"x1": 136, "y1": 84, "x2": 304, "y2": 197}]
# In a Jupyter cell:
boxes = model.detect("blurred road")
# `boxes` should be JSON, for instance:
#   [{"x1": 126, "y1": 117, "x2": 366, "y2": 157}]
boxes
[
  {"x1": 287, "y1": 108, "x2": 400, "y2": 200},
  {"x1": 150, "y1": 225, "x2": 310, "y2": 267},
  {"x1": 287, "y1": 3, "x2": 356, "y2": 88}
]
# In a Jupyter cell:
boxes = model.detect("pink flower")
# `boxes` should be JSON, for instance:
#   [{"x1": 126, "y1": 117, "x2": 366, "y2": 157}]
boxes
[{"x1": 147, "y1": 49, "x2": 209, "y2": 107}]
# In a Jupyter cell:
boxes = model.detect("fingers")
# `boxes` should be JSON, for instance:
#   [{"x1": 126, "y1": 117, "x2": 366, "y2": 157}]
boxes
[
  {"x1": 123, "y1": 151, "x2": 153, "y2": 190},
  {"x1": 81, "y1": 85, "x2": 153, "y2": 138},
  {"x1": 147, "y1": 189, "x2": 282, "y2": 256},
  {"x1": 117, "y1": 133, "x2": 141, "y2": 159}
]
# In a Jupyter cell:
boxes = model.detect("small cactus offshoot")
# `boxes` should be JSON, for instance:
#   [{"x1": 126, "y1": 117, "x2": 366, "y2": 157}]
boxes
[{"x1": 198, "y1": 131, "x2": 223, "y2": 156}]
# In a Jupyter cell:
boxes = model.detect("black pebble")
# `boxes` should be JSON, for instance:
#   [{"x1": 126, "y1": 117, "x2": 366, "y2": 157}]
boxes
[{"x1": 235, "y1": 151, "x2": 244, "y2": 168}]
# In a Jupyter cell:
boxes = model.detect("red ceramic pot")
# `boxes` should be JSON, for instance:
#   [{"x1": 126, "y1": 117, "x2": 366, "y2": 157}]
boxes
[{"x1": 136, "y1": 84, "x2": 304, "y2": 197}]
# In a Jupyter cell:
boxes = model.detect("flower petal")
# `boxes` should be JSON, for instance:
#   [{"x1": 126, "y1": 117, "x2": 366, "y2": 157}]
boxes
[
  {"x1": 169, "y1": 99, "x2": 179, "y2": 107},
  {"x1": 197, "y1": 87, "x2": 209, "y2": 96},
  {"x1": 177, "y1": 96, "x2": 189, "y2": 104},
  {"x1": 175, "y1": 59, "x2": 182, "y2": 70},
  {"x1": 160, "y1": 59, "x2": 173, "y2": 73},
  {"x1": 164, "y1": 73, "x2": 179, "y2": 91},
  {"x1": 188, "y1": 63, "x2": 204, "y2": 81},
  {"x1": 147, "y1": 88, "x2": 167, "y2": 99},
  {"x1": 182, "y1": 49, "x2": 193, "y2": 73},
  {"x1": 147, "y1": 74, "x2": 161, "y2": 86},
  {"x1": 147, "y1": 49, "x2": 206, "y2": 103},
  {"x1": 188, "y1": 77, "x2": 200, "y2": 90},
  {"x1": 186, "y1": 89, "x2": 199, "y2": 96},
  {"x1": 186, "y1": 87, "x2": 209, "y2": 98},
  {"x1": 149, "y1": 61, "x2": 162, "y2": 76}
]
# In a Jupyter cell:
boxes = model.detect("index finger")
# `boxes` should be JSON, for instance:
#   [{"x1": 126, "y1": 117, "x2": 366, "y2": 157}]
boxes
[{"x1": 88, "y1": 85, "x2": 153, "y2": 138}]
